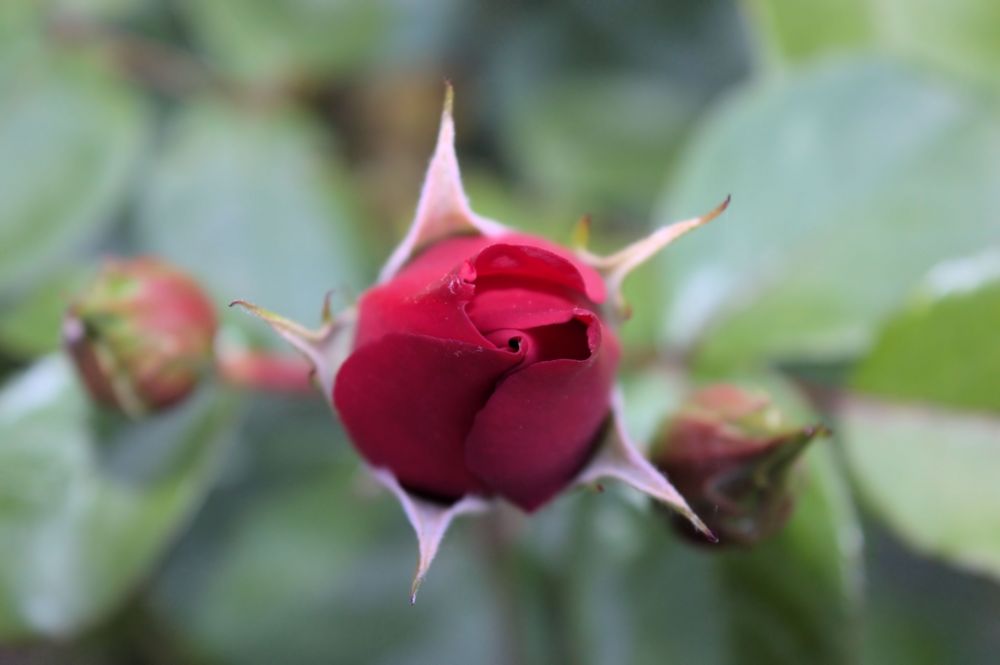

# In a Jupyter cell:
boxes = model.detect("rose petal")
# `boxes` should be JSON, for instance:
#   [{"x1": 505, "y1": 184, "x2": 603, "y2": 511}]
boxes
[
  {"x1": 473, "y1": 243, "x2": 605, "y2": 304},
  {"x1": 467, "y1": 287, "x2": 578, "y2": 332},
  {"x1": 358, "y1": 237, "x2": 601, "y2": 351},
  {"x1": 334, "y1": 332, "x2": 522, "y2": 500},
  {"x1": 354, "y1": 261, "x2": 484, "y2": 350},
  {"x1": 392, "y1": 235, "x2": 493, "y2": 288},
  {"x1": 464, "y1": 312, "x2": 620, "y2": 510},
  {"x1": 494, "y1": 234, "x2": 607, "y2": 304}
]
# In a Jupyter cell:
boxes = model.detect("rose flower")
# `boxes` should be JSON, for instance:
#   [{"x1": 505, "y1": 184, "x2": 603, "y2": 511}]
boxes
[
  {"x1": 336, "y1": 234, "x2": 618, "y2": 511},
  {"x1": 235, "y1": 87, "x2": 727, "y2": 599}
]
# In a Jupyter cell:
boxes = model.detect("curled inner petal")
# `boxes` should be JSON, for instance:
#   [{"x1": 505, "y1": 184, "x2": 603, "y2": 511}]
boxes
[
  {"x1": 482, "y1": 320, "x2": 591, "y2": 366},
  {"x1": 465, "y1": 312, "x2": 619, "y2": 510}
]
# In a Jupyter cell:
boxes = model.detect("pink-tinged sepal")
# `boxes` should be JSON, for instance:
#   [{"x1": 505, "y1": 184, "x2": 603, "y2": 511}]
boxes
[
  {"x1": 578, "y1": 196, "x2": 730, "y2": 316},
  {"x1": 576, "y1": 388, "x2": 715, "y2": 542},
  {"x1": 369, "y1": 468, "x2": 489, "y2": 604},
  {"x1": 228, "y1": 297, "x2": 355, "y2": 399},
  {"x1": 378, "y1": 83, "x2": 507, "y2": 284}
]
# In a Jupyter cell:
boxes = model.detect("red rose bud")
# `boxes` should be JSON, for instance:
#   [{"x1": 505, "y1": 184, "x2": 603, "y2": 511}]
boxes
[
  {"x1": 334, "y1": 235, "x2": 620, "y2": 511},
  {"x1": 651, "y1": 384, "x2": 828, "y2": 546},
  {"x1": 63, "y1": 257, "x2": 218, "y2": 416}
]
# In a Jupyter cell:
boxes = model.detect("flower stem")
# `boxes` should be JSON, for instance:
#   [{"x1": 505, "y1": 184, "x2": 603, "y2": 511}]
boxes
[
  {"x1": 479, "y1": 509, "x2": 527, "y2": 665},
  {"x1": 216, "y1": 350, "x2": 315, "y2": 395}
]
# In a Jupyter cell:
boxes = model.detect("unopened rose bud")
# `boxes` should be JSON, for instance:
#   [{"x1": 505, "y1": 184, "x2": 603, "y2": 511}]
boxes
[
  {"x1": 652, "y1": 384, "x2": 827, "y2": 546},
  {"x1": 63, "y1": 257, "x2": 217, "y2": 416},
  {"x1": 335, "y1": 234, "x2": 620, "y2": 510}
]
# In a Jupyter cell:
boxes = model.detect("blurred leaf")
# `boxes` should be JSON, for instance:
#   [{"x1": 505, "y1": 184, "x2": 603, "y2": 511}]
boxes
[
  {"x1": 660, "y1": 58, "x2": 1000, "y2": 370},
  {"x1": 840, "y1": 397, "x2": 1000, "y2": 581},
  {"x1": 483, "y1": 0, "x2": 753, "y2": 215},
  {"x1": 842, "y1": 252, "x2": 1000, "y2": 580},
  {"x1": 46, "y1": 0, "x2": 144, "y2": 20},
  {"x1": 135, "y1": 99, "x2": 369, "y2": 329},
  {"x1": 516, "y1": 488, "x2": 726, "y2": 665},
  {"x1": 150, "y1": 393, "x2": 505, "y2": 665},
  {"x1": 503, "y1": 75, "x2": 697, "y2": 210},
  {"x1": 861, "y1": 524, "x2": 1000, "y2": 665},
  {"x1": 716, "y1": 442, "x2": 863, "y2": 665},
  {"x1": 0, "y1": 356, "x2": 237, "y2": 639},
  {"x1": 462, "y1": 171, "x2": 574, "y2": 245},
  {"x1": 620, "y1": 367, "x2": 687, "y2": 446},
  {"x1": 877, "y1": 0, "x2": 1000, "y2": 91},
  {"x1": 743, "y1": 0, "x2": 875, "y2": 64},
  {"x1": 177, "y1": 0, "x2": 394, "y2": 86},
  {"x1": 0, "y1": 265, "x2": 92, "y2": 360},
  {"x1": 0, "y1": 42, "x2": 148, "y2": 298},
  {"x1": 852, "y1": 250, "x2": 1000, "y2": 412},
  {"x1": 743, "y1": 0, "x2": 1000, "y2": 92}
]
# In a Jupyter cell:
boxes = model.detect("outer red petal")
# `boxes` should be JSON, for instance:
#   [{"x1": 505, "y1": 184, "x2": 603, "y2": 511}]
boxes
[
  {"x1": 389, "y1": 235, "x2": 493, "y2": 289},
  {"x1": 464, "y1": 312, "x2": 620, "y2": 510},
  {"x1": 354, "y1": 259, "x2": 485, "y2": 350},
  {"x1": 333, "y1": 332, "x2": 522, "y2": 501}
]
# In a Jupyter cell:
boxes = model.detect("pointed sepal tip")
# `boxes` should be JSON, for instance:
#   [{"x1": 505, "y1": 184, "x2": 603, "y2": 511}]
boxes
[
  {"x1": 581, "y1": 195, "x2": 731, "y2": 315},
  {"x1": 576, "y1": 388, "x2": 716, "y2": 542},
  {"x1": 368, "y1": 468, "x2": 489, "y2": 604}
]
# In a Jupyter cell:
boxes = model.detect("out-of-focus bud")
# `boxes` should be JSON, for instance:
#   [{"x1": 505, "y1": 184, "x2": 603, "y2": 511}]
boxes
[
  {"x1": 63, "y1": 257, "x2": 218, "y2": 416},
  {"x1": 652, "y1": 384, "x2": 828, "y2": 546}
]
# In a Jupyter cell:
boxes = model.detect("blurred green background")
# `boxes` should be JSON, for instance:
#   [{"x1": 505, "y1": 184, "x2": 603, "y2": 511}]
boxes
[{"x1": 1, "y1": 0, "x2": 999, "y2": 663}]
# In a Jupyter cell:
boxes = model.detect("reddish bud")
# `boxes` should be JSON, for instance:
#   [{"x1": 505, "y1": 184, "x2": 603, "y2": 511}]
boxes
[
  {"x1": 63, "y1": 257, "x2": 217, "y2": 416},
  {"x1": 334, "y1": 235, "x2": 620, "y2": 511},
  {"x1": 652, "y1": 384, "x2": 827, "y2": 546}
]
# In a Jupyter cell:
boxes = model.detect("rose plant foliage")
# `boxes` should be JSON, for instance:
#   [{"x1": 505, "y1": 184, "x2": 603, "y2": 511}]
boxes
[{"x1": 235, "y1": 87, "x2": 728, "y2": 600}]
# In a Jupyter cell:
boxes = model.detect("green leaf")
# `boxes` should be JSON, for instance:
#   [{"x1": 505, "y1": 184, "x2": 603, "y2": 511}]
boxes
[
  {"x1": 149, "y1": 394, "x2": 504, "y2": 665},
  {"x1": 876, "y1": 0, "x2": 1000, "y2": 91},
  {"x1": 135, "y1": 99, "x2": 369, "y2": 327},
  {"x1": 176, "y1": 0, "x2": 394, "y2": 86},
  {"x1": 715, "y1": 443, "x2": 863, "y2": 665},
  {"x1": 743, "y1": 0, "x2": 875, "y2": 64},
  {"x1": 0, "y1": 43, "x2": 148, "y2": 298},
  {"x1": 46, "y1": 0, "x2": 147, "y2": 21},
  {"x1": 659, "y1": 58, "x2": 1000, "y2": 371},
  {"x1": 842, "y1": 253, "x2": 1000, "y2": 580},
  {"x1": 0, "y1": 265, "x2": 92, "y2": 360},
  {"x1": 742, "y1": 0, "x2": 1000, "y2": 91},
  {"x1": 852, "y1": 251, "x2": 1000, "y2": 412},
  {"x1": 840, "y1": 397, "x2": 1000, "y2": 581},
  {"x1": 0, "y1": 356, "x2": 237, "y2": 639},
  {"x1": 502, "y1": 75, "x2": 698, "y2": 210}
]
